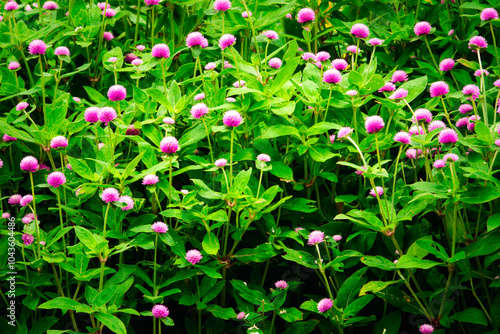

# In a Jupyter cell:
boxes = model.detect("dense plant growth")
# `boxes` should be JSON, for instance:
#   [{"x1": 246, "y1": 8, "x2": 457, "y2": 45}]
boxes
[{"x1": 1, "y1": 0, "x2": 500, "y2": 333}]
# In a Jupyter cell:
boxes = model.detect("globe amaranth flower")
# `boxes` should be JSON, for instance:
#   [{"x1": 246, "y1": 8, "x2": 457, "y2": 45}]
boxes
[
  {"x1": 443, "y1": 153, "x2": 459, "y2": 162},
  {"x1": 152, "y1": 305, "x2": 169, "y2": 318},
  {"x1": 389, "y1": 88, "x2": 408, "y2": 100},
  {"x1": 391, "y1": 70, "x2": 408, "y2": 83},
  {"x1": 337, "y1": 127, "x2": 353, "y2": 139},
  {"x1": 124, "y1": 53, "x2": 139, "y2": 63},
  {"x1": 242, "y1": 11, "x2": 251, "y2": 18},
  {"x1": 107, "y1": 57, "x2": 118, "y2": 63},
  {"x1": 333, "y1": 235, "x2": 342, "y2": 242},
  {"x1": 108, "y1": 85, "x2": 126, "y2": 101},
  {"x1": 419, "y1": 324, "x2": 435, "y2": 333},
  {"x1": 316, "y1": 51, "x2": 330, "y2": 62},
  {"x1": 285, "y1": 13, "x2": 292, "y2": 19},
  {"x1": 215, "y1": 158, "x2": 227, "y2": 167},
  {"x1": 462, "y1": 84, "x2": 480, "y2": 100},
  {"x1": 50, "y1": 136, "x2": 68, "y2": 149},
  {"x1": 160, "y1": 136, "x2": 180, "y2": 154},
  {"x1": 152, "y1": 221, "x2": 168, "y2": 233},
  {"x1": 20, "y1": 195, "x2": 33, "y2": 207},
  {"x1": 2, "y1": 212, "x2": 11, "y2": 219},
  {"x1": 191, "y1": 103, "x2": 209, "y2": 119},
  {"x1": 43, "y1": 1, "x2": 58, "y2": 10},
  {"x1": 5, "y1": 2, "x2": 19, "y2": 10},
  {"x1": 365, "y1": 115, "x2": 385, "y2": 133},
  {"x1": 131, "y1": 59, "x2": 143, "y2": 66},
  {"x1": 369, "y1": 186, "x2": 384, "y2": 197},
  {"x1": 186, "y1": 249, "x2": 203, "y2": 265},
  {"x1": 118, "y1": 195, "x2": 134, "y2": 211},
  {"x1": 9, "y1": 194, "x2": 22, "y2": 205},
  {"x1": 406, "y1": 148, "x2": 423, "y2": 159},
  {"x1": 413, "y1": 108, "x2": 432, "y2": 123},
  {"x1": 480, "y1": 8, "x2": 498, "y2": 21},
  {"x1": 317, "y1": 298, "x2": 333, "y2": 313},
  {"x1": 136, "y1": 45, "x2": 145, "y2": 51},
  {"x1": 301, "y1": 52, "x2": 315, "y2": 61},
  {"x1": 236, "y1": 312, "x2": 247, "y2": 320},
  {"x1": 101, "y1": 188, "x2": 120, "y2": 203},
  {"x1": 346, "y1": 45, "x2": 360, "y2": 54},
  {"x1": 233, "y1": 80, "x2": 245, "y2": 88},
  {"x1": 103, "y1": 8, "x2": 116, "y2": 17},
  {"x1": 145, "y1": 0, "x2": 161, "y2": 5},
  {"x1": 307, "y1": 230, "x2": 325, "y2": 245},
  {"x1": 214, "y1": 0, "x2": 231, "y2": 11},
  {"x1": 297, "y1": 8, "x2": 315, "y2": 23},
  {"x1": 186, "y1": 32, "x2": 208, "y2": 47},
  {"x1": 263, "y1": 30, "x2": 278, "y2": 40},
  {"x1": 495, "y1": 139, "x2": 500, "y2": 147},
  {"x1": 456, "y1": 117, "x2": 469, "y2": 128},
  {"x1": 268, "y1": 58, "x2": 282, "y2": 69},
  {"x1": 47, "y1": 172, "x2": 66, "y2": 187},
  {"x1": 414, "y1": 21, "x2": 432, "y2": 36},
  {"x1": 428, "y1": 120, "x2": 446, "y2": 131},
  {"x1": 430, "y1": 81, "x2": 449, "y2": 97},
  {"x1": 103, "y1": 32, "x2": 114, "y2": 41},
  {"x1": 143, "y1": 174, "x2": 159, "y2": 185},
  {"x1": 474, "y1": 69, "x2": 489, "y2": 77},
  {"x1": 16, "y1": 102, "x2": 29, "y2": 111},
  {"x1": 368, "y1": 38, "x2": 384, "y2": 46},
  {"x1": 223, "y1": 110, "x2": 243, "y2": 127},
  {"x1": 151, "y1": 43, "x2": 170, "y2": 58},
  {"x1": 331, "y1": 59, "x2": 348, "y2": 71},
  {"x1": 409, "y1": 125, "x2": 424, "y2": 135},
  {"x1": 275, "y1": 280, "x2": 288, "y2": 289},
  {"x1": 438, "y1": 129, "x2": 458, "y2": 144},
  {"x1": 458, "y1": 104, "x2": 473, "y2": 114},
  {"x1": 351, "y1": 23, "x2": 370, "y2": 38},
  {"x1": 125, "y1": 124, "x2": 140, "y2": 136},
  {"x1": 323, "y1": 69, "x2": 342, "y2": 84},
  {"x1": 467, "y1": 115, "x2": 481, "y2": 131},
  {"x1": 8, "y1": 62, "x2": 21, "y2": 70},
  {"x1": 54, "y1": 46, "x2": 70, "y2": 56},
  {"x1": 469, "y1": 36, "x2": 488, "y2": 50},
  {"x1": 205, "y1": 62, "x2": 216, "y2": 70},
  {"x1": 20, "y1": 156, "x2": 39, "y2": 172},
  {"x1": 98, "y1": 107, "x2": 117, "y2": 125},
  {"x1": 394, "y1": 131, "x2": 411, "y2": 144},
  {"x1": 257, "y1": 154, "x2": 271, "y2": 162},
  {"x1": 224, "y1": 61, "x2": 233, "y2": 68},
  {"x1": 439, "y1": 58, "x2": 455, "y2": 71},
  {"x1": 329, "y1": 134, "x2": 336, "y2": 143},
  {"x1": 379, "y1": 82, "x2": 396, "y2": 93},
  {"x1": 226, "y1": 97, "x2": 236, "y2": 102},
  {"x1": 85, "y1": 107, "x2": 100, "y2": 122},
  {"x1": 163, "y1": 117, "x2": 175, "y2": 124},
  {"x1": 22, "y1": 234, "x2": 34, "y2": 246},
  {"x1": 39, "y1": 163, "x2": 50, "y2": 172},
  {"x1": 28, "y1": 40, "x2": 47, "y2": 55},
  {"x1": 219, "y1": 34, "x2": 236, "y2": 50},
  {"x1": 433, "y1": 159, "x2": 446, "y2": 168},
  {"x1": 346, "y1": 90, "x2": 357, "y2": 96},
  {"x1": 97, "y1": 2, "x2": 110, "y2": 10}
]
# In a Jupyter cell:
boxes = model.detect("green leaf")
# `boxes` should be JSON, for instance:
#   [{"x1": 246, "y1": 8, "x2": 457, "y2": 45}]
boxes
[
  {"x1": 122, "y1": 151, "x2": 145, "y2": 180},
  {"x1": 282, "y1": 198, "x2": 317, "y2": 213},
  {"x1": 67, "y1": 156, "x2": 97, "y2": 181},
  {"x1": 487, "y1": 213, "x2": 500, "y2": 233},
  {"x1": 191, "y1": 179, "x2": 223, "y2": 199},
  {"x1": 409, "y1": 182, "x2": 448, "y2": 194},
  {"x1": 309, "y1": 146, "x2": 337, "y2": 162},
  {"x1": 475, "y1": 122, "x2": 492, "y2": 143},
  {"x1": 344, "y1": 295, "x2": 375, "y2": 317},
  {"x1": 84, "y1": 86, "x2": 107, "y2": 104},
  {"x1": 269, "y1": 161, "x2": 294, "y2": 180},
  {"x1": 38, "y1": 297, "x2": 83, "y2": 311},
  {"x1": 396, "y1": 255, "x2": 441, "y2": 269},
  {"x1": 399, "y1": 75, "x2": 427, "y2": 103},
  {"x1": 359, "y1": 281, "x2": 401, "y2": 296},
  {"x1": 449, "y1": 307, "x2": 488, "y2": 326},
  {"x1": 270, "y1": 57, "x2": 300, "y2": 94},
  {"x1": 261, "y1": 125, "x2": 301, "y2": 140},
  {"x1": 305, "y1": 122, "x2": 340, "y2": 136},
  {"x1": 461, "y1": 186, "x2": 500, "y2": 204},
  {"x1": 45, "y1": 94, "x2": 69, "y2": 136},
  {"x1": 28, "y1": 317, "x2": 58, "y2": 334},
  {"x1": 415, "y1": 239, "x2": 449, "y2": 262},
  {"x1": 361, "y1": 256, "x2": 396, "y2": 271},
  {"x1": 93, "y1": 312, "x2": 127, "y2": 334},
  {"x1": 233, "y1": 243, "x2": 280, "y2": 263},
  {"x1": 202, "y1": 232, "x2": 220, "y2": 255},
  {"x1": 205, "y1": 305, "x2": 237, "y2": 320}
]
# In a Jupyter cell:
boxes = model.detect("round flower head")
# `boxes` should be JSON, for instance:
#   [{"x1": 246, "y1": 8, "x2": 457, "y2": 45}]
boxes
[
  {"x1": 101, "y1": 188, "x2": 120, "y2": 203},
  {"x1": 438, "y1": 129, "x2": 458, "y2": 144},
  {"x1": 186, "y1": 32, "x2": 208, "y2": 48},
  {"x1": 143, "y1": 174, "x2": 159, "y2": 185},
  {"x1": 219, "y1": 34, "x2": 236, "y2": 50},
  {"x1": 214, "y1": 0, "x2": 231, "y2": 11},
  {"x1": 163, "y1": 117, "x2": 175, "y2": 125},
  {"x1": 468, "y1": 115, "x2": 481, "y2": 131},
  {"x1": 136, "y1": 45, "x2": 145, "y2": 51},
  {"x1": 103, "y1": 32, "x2": 114, "y2": 41},
  {"x1": 125, "y1": 124, "x2": 140, "y2": 136},
  {"x1": 205, "y1": 62, "x2": 216, "y2": 70},
  {"x1": 308, "y1": 230, "x2": 325, "y2": 245},
  {"x1": 2, "y1": 212, "x2": 11, "y2": 219},
  {"x1": 430, "y1": 81, "x2": 449, "y2": 97},
  {"x1": 50, "y1": 136, "x2": 68, "y2": 149},
  {"x1": 394, "y1": 131, "x2": 411, "y2": 144},
  {"x1": 20, "y1": 156, "x2": 39, "y2": 172},
  {"x1": 39, "y1": 164, "x2": 50, "y2": 172},
  {"x1": 268, "y1": 58, "x2": 282, "y2": 69},
  {"x1": 413, "y1": 108, "x2": 432, "y2": 123},
  {"x1": 409, "y1": 125, "x2": 425, "y2": 135},
  {"x1": 47, "y1": 172, "x2": 66, "y2": 187},
  {"x1": 481, "y1": 8, "x2": 498, "y2": 21},
  {"x1": 180, "y1": 189, "x2": 189, "y2": 195},
  {"x1": 224, "y1": 61, "x2": 233, "y2": 69},
  {"x1": 98, "y1": 107, "x2": 117, "y2": 125},
  {"x1": 474, "y1": 69, "x2": 489, "y2": 77},
  {"x1": 186, "y1": 249, "x2": 203, "y2": 265},
  {"x1": 215, "y1": 158, "x2": 227, "y2": 167},
  {"x1": 333, "y1": 235, "x2": 342, "y2": 242},
  {"x1": 331, "y1": 59, "x2": 348, "y2": 71},
  {"x1": 22, "y1": 234, "x2": 34, "y2": 246},
  {"x1": 275, "y1": 280, "x2": 288, "y2": 289},
  {"x1": 389, "y1": 88, "x2": 408, "y2": 100},
  {"x1": 85, "y1": 107, "x2": 100, "y2": 122},
  {"x1": 443, "y1": 153, "x2": 459, "y2": 162},
  {"x1": 369, "y1": 186, "x2": 384, "y2": 197},
  {"x1": 66, "y1": 163, "x2": 72, "y2": 170},
  {"x1": 297, "y1": 8, "x2": 315, "y2": 23},
  {"x1": 257, "y1": 154, "x2": 271, "y2": 162},
  {"x1": 16, "y1": 102, "x2": 29, "y2": 111},
  {"x1": 107, "y1": 85, "x2": 126, "y2": 101},
  {"x1": 160, "y1": 136, "x2": 180, "y2": 154},
  {"x1": 125, "y1": 53, "x2": 139, "y2": 63},
  {"x1": 456, "y1": 117, "x2": 469, "y2": 128},
  {"x1": 391, "y1": 70, "x2": 408, "y2": 83},
  {"x1": 20, "y1": 195, "x2": 33, "y2": 207},
  {"x1": 152, "y1": 305, "x2": 169, "y2": 318},
  {"x1": 285, "y1": 13, "x2": 292, "y2": 19},
  {"x1": 108, "y1": 57, "x2": 118, "y2": 63},
  {"x1": 223, "y1": 110, "x2": 243, "y2": 127},
  {"x1": 316, "y1": 51, "x2": 330, "y2": 62},
  {"x1": 152, "y1": 221, "x2": 168, "y2": 233},
  {"x1": 439, "y1": 58, "x2": 455, "y2": 71},
  {"x1": 365, "y1": 115, "x2": 385, "y2": 133},
  {"x1": 448, "y1": 29, "x2": 454, "y2": 36},
  {"x1": 428, "y1": 120, "x2": 446, "y2": 131},
  {"x1": 302, "y1": 52, "x2": 316, "y2": 61},
  {"x1": 145, "y1": 0, "x2": 160, "y2": 5},
  {"x1": 191, "y1": 103, "x2": 209, "y2": 119},
  {"x1": 103, "y1": 8, "x2": 116, "y2": 17},
  {"x1": 346, "y1": 45, "x2": 360, "y2": 54},
  {"x1": 194, "y1": 93, "x2": 205, "y2": 101},
  {"x1": 458, "y1": 104, "x2": 473, "y2": 114},
  {"x1": 351, "y1": 23, "x2": 370, "y2": 38},
  {"x1": 346, "y1": 90, "x2": 358, "y2": 96},
  {"x1": 236, "y1": 312, "x2": 247, "y2": 320},
  {"x1": 462, "y1": 84, "x2": 480, "y2": 100},
  {"x1": 323, "y1": 69, "x2": 342, "y2": 84},
  {"x1": 151, "y1": 43, "x2": 170, "y2": 58},
  {"x1": 338, "y1": 127, "x2": 353, "y2": 139},
  {"x1": 97, "y1": 2, "x2": 110, "y2": 10},
  {"x1": 379, "y1": 82, "x2": 396, "y2": 93},
  {"x1": 414, "y1": 21, "x2": 432, "y2": 36},
  {"x1": 131, "y1": 59, "x2": 143, "y2": 66},
  {"x1": 5, "y1": 2, "x2": 19, "y2": 10},
  {"x1": 233, "y1": 80, "x2": 245, "y2": 88},
  {"x1": 118, "y1": 195, "x2": 134, "y2": 211},
  {"x1": 469, "y1": 36, "x2": 488, "y2": 50},
  {"x1": 263, "y1": 30, "x2": 278, "y2": 40},
  {"x1": 242, "y1": 11, "x2": 251, "y2": 18},
  {"x1": 433, "y1": 160, "x2": 446, "y2": 168},
  {"x1": 8, "y1": 62, "x2": 21, "y2": 70},
  {"x1": 226, "y1": 97, "x2": 236, "y2": 102},
  {"x1": 419, "y1": 324, "x2": 435, "y2": 333},
  {"x1": 73, "y1": 97, "x2": 81, "y2": 103},
  {"x1": 329, "y1": 134, "x2": 336, "y2": 143},
  {"x1": 28, "y1": 40, "x2": 47, "y2": 55},
  {"x1": 406, "y1": 148, "x2": 423, "y2": 159},
  {"x1": 317, "y1": 298, "x2": 333, "y2": 313},
  {"x1": 368, "y1": 38, "x2": 384, "y2": 46},
  {"x1": 495, "y1": 139, "x2": 500, "y2": 147},
  {"x1": 43, "y1": 1, "x2": 58, "y2": 10},
  {"x1": 8, "y1": 194, "x2": 22, "y2": 205}
]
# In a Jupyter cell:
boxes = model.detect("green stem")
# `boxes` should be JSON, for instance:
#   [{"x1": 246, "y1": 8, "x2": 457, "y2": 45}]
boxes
[
  {"x1": 29, "y1": 173, "x2": 41, "y2": 260},
  {"x1": 440, "y1": 96, "x2": 453, "y2": 128},
  {"x1": 134, "y1": 0, "x2": 142, "y2": 41},
  {"x1": 256, "y1": 169, "x2": 263, "y2": 197},
  {"x1": 103, "y1": 202, "x2": 110, "y2": 239},
  {"x1": 476, "y1": 50, "x2": 488, "y2": 126},
  {"x1": 229, "y1": 129, "x2": 234, "y2": 187},
  {"x1": 353, "y1": 38, "x2": 360, "y2": 70},
  {"x1": 323, "y1": 85, "x2": 333, "y2": 122},
  {"x1": 423, "y1": 36, "x2": 439, "y2": 71},
  {"x1": 201, "y1": 118, "x2": 214, "y2": 163},
  {"x1": 38, "y1": 55, "x2": 46, "y2": 125},
  {"x1": 56, "y1": 188, "x2": 67, "y2": 256},
  {"x1": 490, "y1": 22, "x2": 499, "y2": 68},
  {"x1": 154, "y1": 233, "x2": 158, "y2": 295}
]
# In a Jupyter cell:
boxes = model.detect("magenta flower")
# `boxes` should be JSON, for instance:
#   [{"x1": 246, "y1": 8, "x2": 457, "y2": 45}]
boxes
[
  {"x1": 330, "y1": 135, "x2": 336, "y2": 143},
  {"x1": 223, "y1": 110, "x2": 243, "y2": 127},
  {"x1": 125, "y1": 125, "x2": 139, "y2": 136},
  {"x1": 20, "y1": 195, "x2": 33, "y2": 207},
  {"x1": 194, "y1": 93, "x2": 205, "y2": 101},
  {"x1": 275, "y1": 280, "x2": 288, "y2": 289},
  {"x1": 22, "y1": 234, "x2": 34, "y2": 246},
  {"x1": 419, "y1": 324, "x2": 434, "y2": 333},
  {"x1": 144, "y1": 0, "x2": 160, "y2": 5},
  {"x1": 263, "y1": 30, "x2": 278, "y2": 40},
  {"x1": 495, "y1": 139, "x2": 500, "y2": 147},
  {"x1": 8, "y1": 62, "x2": 21, "y2": 70},
  {"x1": 236, "y1": 312, "x2": 246, "y2": 320},
  {"x1": 233, "y1": 80, "x2": 245, "y2": 88},
  {"x1": 433, "y1": 160, "x2": 446, "y2": 168},
  {"x1": 413, "y1": 108, "x2": 432, "y2": 123},
  {"x1": 458, "y1": 104, "x2": 473, "y2": 114},
  {"x1": 394, "y1": 131, "x2": 411, "y2": 144},
  {"x1": 351, "y1": 23, "x2": 370, "y2": 38},
  {"x1": 242, "y1": 11, "x2": 251, "y2": 18},
  {"x1": 163, "y1": 117, "x2": 175, "y2": 125},
  {"x1": 2, "y1": 212, "x2": 11, "y2": 219},
  {"x1": 333, "y1": 235, "x2": 342, "y2": 242},
  {"x1": 268, "y1": 58, "x2": 282, "y2": 69},
  {"x1": 186, "y1": 249, "x2": 203, "y2": 265},
  {"x1": 5, "y1": 2, "x2": 19, "y2": 10},
  {"x1": 331, "y1": 59, "x2": 348, "y2": 71},
  {"x1": 302, "y1": 52, "x2": 316, "y2": 61},
  {"x1": 215, "y1": 158, "x2": 227, "y2": 167},
  {"x1": 152, "y1": 221, "x2": 168, "y2": 233},
  {"x1": 152, "y1": 44, "x2": 170, "y2": 58},
  {"x1": 307, "y1": 230, "x2": 325, "y2": 245},
  {"x1": 9, "y1": 194, "x2": 22, "y2": 205},
  {"x1": 28, "y1": 40, "x2": 47, "y2": 55},
  {"x1": 443, "y1": 153, "x2": 459, "y2": 162},
  {"x1": 205, "y1": 62, "x2": 216, "y2": 70},
  {"x1": 50, "y1": 136, "x2": 68, "y2": 149},
  {"x1": 414, "y1": 21, "x2": 432, "y2": 36},
  {"x1": 474, "y1": 69, "x2": 489, "y2": 77},
  {"x1": 439, "y1": 58, "x2": 455, "y2": 71},
  {"x1": 317, "y1": 298, "x2": 333, "y2": 313},
  {"x1": 456, "y1": 117, "x2": 469, "y2": 128},
  {"x1": 20, "y1": 156, "x2": 39, "y2": 172},
  {"x1": 108, "y1": 85, "x2": 126, "y2": 101},
  {"x1": 103, "y1": 8, "x2": 116, "y2": 17},
  {"x1": 462, "y1": 84, "x2": 480, "y2": 100},
  {"x1": 224, "y1": 61, "x2": 233, "y2": 69},
  {"x1": 285, "y1": 13, "x2": 292, "y2": 19},
  {"x1": 297, "y1": 8, "x2": 315, "y2": 23},
  {"x1": 391, "y1": 70, "x2": 408, "y2": 83},
  {"x1": 219, "y1": 34, "x2": 236, "y2": 50},
  {"x1": 16, "y1": 102, "x2": 29, "y2": 111},
  {"x1": 118, "y1": 196, "x2": 134, "y2": 211},
  {"x1": 143, "y1": 174, "x2": 159, "y2": 185},
  {"x1": 389, "y1": 88, "x2": 408, "y2": 100},
  {"x1": 43, "y1": 1, "x2": 58, "y2": 10},
  {"x1": 346, "y1": 45, "x2": 360, "y2": 54},
  {"x1": 186, "y1": 32, "x2": 208, "y2": 48},
  {"x1": 369, "y1": 186, "x2": 384, "y2": 197},
  {"x1": 323, "y1": 69, "x2": 342, "y2": 84},
  {"x1": 107, "y1": 57, "x2": 118, "y2": 63},
  {"x1": 316, "y1": 51, "x2": 330, "y2": 62},
  {"x1": 53, "y1": 46, "x2": 70, "y2": 56},
  {"x1": 469, "y1": 36, "x2": 488, "y2": 50},
  {"x1": 98, "y1": 107, "x2": 117, "y2": 125},
  {"x1": 409, "y1": 125, "x2": 424, "y2": 135},
  {"x1": 125, "y1": 53, "x2": 139, "y2": 63},
  {"x1": 214, "y1": 0, "x2": 231, "y2": 11},
  {"x1": 494, "y1": 79, "x2": 500, "y2": 88},
  {"x1": 103, "y1": 32, "x2": 114, "y2": 41},
  {"x1": 438, "y1": 129, "x2": 458, "y2": 144},
  {"x1": 257, "y1": 154, "x2": 271, "y2": 162},
  {"x1": 378, "y1": 82, "x2": 396, "y2": 93},
  {"x1": 101, "y1": 188, "x2": 120, "y2": 203},
  {"x1": 85, "y1": 107, "x2": 100, "y2": 122},
  {"x1": 368, "y1": 38, "x2": 384, "y2": 46},
  {"x1": 365, "y1": 116, "x2": 385, "y2": 133},
  {"x1": 430, "y1": 81, "x2": 449, "y2": 98},
  {"x1": 337, "y1": 127, "x2": 353, "y2": 139},
  {"x1": 428, "y1": 120, "x2": 446, "y2": 131},
  {"x1": 406, "y1": 148, "x2": 422, "y2": 159},
  {"x1": 160, "y1": 136, "x2": 180, "y2": 154},
  {"x1": 480, "y1": 8, "x2": 498, "y2": 21},
  {"x1": 47, "y1": 172, "x2": 66, "y2": 187},
  {"x1": 191, "y1": 103, "x2": 209, "y2": 119},
  {"x1": 468, "y1": 115, "x2": 480, "y2": 131},
  {"x1": 152, "y1": 305, "x2": 169, "y2": 318}
]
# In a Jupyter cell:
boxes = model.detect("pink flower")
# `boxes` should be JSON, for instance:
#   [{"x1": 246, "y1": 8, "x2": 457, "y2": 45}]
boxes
[
  {"x1": 39, "y1": 163, "x2": 50, "y2": 172},
  {"x1": 22, "y1": 234, "x2": 34, "y2": 246},
  {"x1": 53, "y1": 46, "x2": 70, "y2": 56},
  {"x1": 160, "y1": 136, "x2": 180, "y2": 154},
  {"x1": 368, "y1": 38, "x2": 384, "y2": 46},
  {"x1": 439, "y1": 58, "x2": 455, "y2": 71},
  {"x1": 406, "y1": 148, "x2": 422, "y2": 159},
  {"x1": 302, "y1": 52, "x2": 316, "y2": 61},
  {"x1": 103, "y1": 32, "x2": 114, "y2": 41},
  {"x1": 317, "y1": 298, "x2": 333, "y2": 313},
  {"x1": 323, "y1": 69, "x2": 342, "y2": 84},
  {"x1": 5, "y1": 2, "x2": 19, "y2": 10},
  {"x1": 494, "y1": 79, "x2": 500, "y2": 87},
  {"x1": 331, "y1": 59, "x2": 348, "y2": 71},
  {"x1": 462, "y1": 84, "x2": 480, "y2": 100},
  {"x1": 448, "y1": 29, "x2": 454, "y2": 36},
  {"x1": 394, "y1": 131, "x2": 411, "y2": 144},
  {"x1": 236, "y1": 312, "x2": 246, "y2": 320},
  {"x1": 333, "y1": 235, "x2": 342, "y2": 242},
  {"x1": 205, "y1": 62, "x2": 216, "y2": 70},
  {"x1": 443, "y1": 153, "x2": 459, "y2": 162},
  {"x1": 180, "y1": 189, "x2": 189, "y2": 195},
  {"x1": 163, "y1": 117, "x2": 175, "y2": 124},
  {"x1": 16, "y1": 102, "x2": 29, "y2": 111},
  {"x1": 73, "y1": 97, "x2": 81, "y2": 103},
  {"x1": 108, "y1": 85, "x2": 126, "y2": 101},
  {"x1": 242, "y1": 11, "x2": 251, "y2": 18},
  {"x1": 458, "y1": 104, "x2": 473, "y2": 114},
  {"x1": 103, "y1": 8, "x2": 116, "y2": 17},
  {"x1": 468, "y1": 115, "x2": 480, "y2": 131},
  {"x1": 29, "y1": 40, "x2": 47, "y2": 55},
  {"x1": 20, "y1": 156, "x2": 39, "y2": 172},
  {"x1": 8, "y1": 194, "x2": 22, "y2": 205},
  {"x1": 214, "y1": 0, "x2": 231, "y2": 11},
  {"x1": 186, "y1": 32, "x2": 208, "y2": 47},
  {"x1": 2, "y1": 212, "x2": 11, "y2": 219},
  {"x1": 193, "y1": 93, "x2": 205, "y2": 101},
  {"x1": 47, "y1": 172, "x2": 66, "y2": 187},
  {"x1": 233, "y1": 80, "x2": 246, "y2": 88},
  {"x1": 480, "y1": 8, "x2": 498, "y2": 21},
  {"x1": 8, "y1": 62, "x2": 21, "y2": 70},
  {"x1": 351, "y1": 23, "x2": 370, "y2": 38},
  {"x1": 43, "y1": 1, "x2": 58, "y2": 10},
  {"x1": 191, "y1": 103, "x2": 209, "y2": 119},
  {"x1": 20, "y1": 195, "x2": 33, "y2": 207},
  {"x1": 316, "y1": 51, "x2": 330, "y2": 62},
  {"x1": 152, "y1": 43, "x2": 170, "y2": 58},
  {"x1": 144, "y1": 0, "x2": 160, "y2": 5},
  {"x1": 275, "y1": 280, "x2": 288, "y2": 289},
  {"x1": 131, "y1": 59, "x2": 143, "y2": 66},
  {"x1": 143, "y1": 174, "x2": 159, "y2": 185},
  {"x1": 97, "y1": 2, "x2": 110, "y2": 10},
  {"x1": 474, "y1": 69, "x2": 489, "y2": 77},
  {"x1": 419, "y1": 324, "x2": 434, "y2": 333},
  {"x1": 101, "y1": 188, "x2": 120, "y2": 203},
  {"x1": 389, "y1": 88, "x2": 408, "y2": 100},
  {"x1": 219, "y1": 34, "x2": 236, "y2": 50},
  {"x1": 152, "y1": 305, "x2": 169, "y2": 318},
  {"x1": 268, "y1": 57, "x2": 282, "y2": 68},
  {"x1": 223, "y1": 110, "x2": 243, "y2": 127},
  {"x1": 224, "y1": 61, "x2": 233, "y2": 69},
  {"x1": 495, "y1": 139, "x2": 500, "y2": 147},
  {"x1": 430, "y1": 81, "x2": 449, "y2": 97},
  {"x1": 118, "y1": 195, "x2": 134, "y2": 211},
  {"x1": 337, "y1": 127, "x2": 353, "y2": 139},
  {"x1": 414, "y1": 21, "x2": 432, "y2": 36},
  {"x1": 469, "y1": 36, "x2": 488, "y2": 50},
  {"x1": 226, "y1": 97, "x2": 236, "y2": 102},
  {"x1": 456, "y1": 117, "x2": 469, "y2": 128},
  {"x1": 50, "y1": 136, "x2": 68, "y2": 149},
  {"x1": 378, "y1": 82, "x2": 396, "y2": 92},
  {"x1": 152, "y1": 221, "x2": 168, "y2": 233},
  {"x1": 263, "y1": 30, "x2": 278, "y2": 40},
  {"x1": 66, "y1": 163, "x2": 72, "y2": 170},
  {"x1": 85, "y1": 107, "x2": 100, "y2": 122},
  {"x1": 433, "y1": 160, "x2": 446, "y2": 168},
  {"x1": 365, "y1": 116, "x2": 384, "y2": 133},
  {"x1": 438, "y1": 129, "x2": 458, "y2": 144},
  {"x1": 346, "y1": 90, "x2": 357, "y2": 96},
  {"x1": 108, "y1": 57, "x2": 118, "y2": 63},
  {"x1": 125, "y1": 53, "x2": 139, "y2": 63},
  {"x1": 391, "y1": 70, "x2": 408, "y2": 83},
  {"x1": 257, "y1": 154, "x2": 271, "y2": 162},
  {"x1": 136, "y1": 45, "x2": 145, "y2": 51},
  {"x1": 428, "y1": 120, "x2": 446, "y2": 131},
  {"x1": 409, "y1": 125, "x2": 424, "y2": 135},
  {"x1": 413, "y1": 108, "x2": 432, "y2": 123},
  {"x1": 285, "y1": 13, "x2": 292, "y2": 19},
  {"x1": 308, "y1": 230, "x2": 325, "y2": 245},
  {"x1": 297, "y1": 8, "x2": 315, "y2": 23},
  {"x1": 186, "y1": 249, "x2": 203, "y2": 265},
  {"x1": 215, "y1": 158, "x2": 227, "y2": 167},
  {"x1": 346, "y1": 45, "x2": 360, "y2": 54},
  {"x1": 369, "y1": 186, "x2": 384, "y2": 197},
  {"x1": 98, "y1": 107, "x2": 117, "y2": 125}
]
